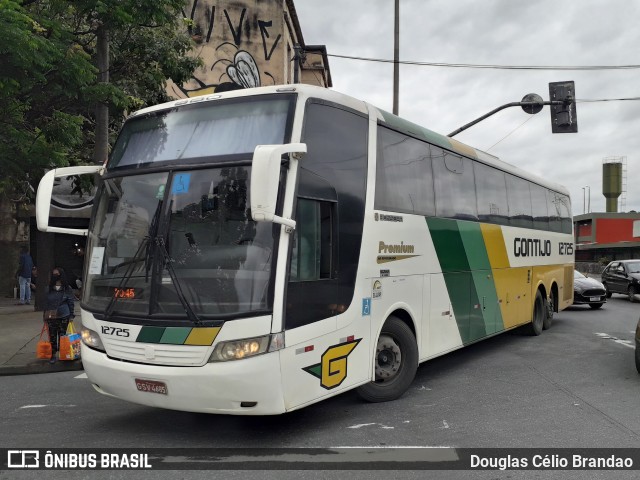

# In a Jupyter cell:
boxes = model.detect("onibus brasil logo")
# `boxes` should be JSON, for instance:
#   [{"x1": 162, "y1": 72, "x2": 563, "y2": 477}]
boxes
[{"x1": 303, "y1": 339, "x2": 361, "y2": 390}]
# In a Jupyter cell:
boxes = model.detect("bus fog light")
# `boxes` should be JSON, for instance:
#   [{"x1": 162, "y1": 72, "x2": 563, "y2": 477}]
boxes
[
  {"x1": 209, "y1": 333, "x2": 284, "y2": 362},
  {"x1": 81, "y1": 327, "x2": 106, "y2": 352}
]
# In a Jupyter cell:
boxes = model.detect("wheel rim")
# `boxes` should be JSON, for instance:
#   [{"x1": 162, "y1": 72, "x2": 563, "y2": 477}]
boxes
[
  {"x1": 374, "y1": 334, "x2": 402, "y2": 382},
  {"x1": 547, "y1": 292, "x2": 555, "y2": 319},
  {"x1": 534, "y1": 294, "x2": 544, "y2": 329}
]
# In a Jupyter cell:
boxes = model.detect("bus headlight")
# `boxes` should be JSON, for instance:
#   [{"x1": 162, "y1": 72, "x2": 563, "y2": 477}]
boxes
[
  {"x1": 81, "y1": 327, "x2": 106, "y2": 352},
  {"x1": 209, "y1": 332, "x2": 284, "y2": 362}
]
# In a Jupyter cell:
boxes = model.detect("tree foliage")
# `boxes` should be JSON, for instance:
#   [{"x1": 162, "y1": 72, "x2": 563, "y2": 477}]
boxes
[{"x1": 0, "y1": 0, "x2": 199, "y2": 201}]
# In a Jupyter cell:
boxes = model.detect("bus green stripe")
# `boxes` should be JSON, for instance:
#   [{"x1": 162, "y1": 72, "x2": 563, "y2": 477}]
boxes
[
  {"x1": 159, "y1": 327, "x2": 191, "y2": 345},
  {"x1": 136, "y1": 326, "x2": 217, "y2": 345},
  {"x1": 426, "y1": 218, "x2": 471, "y2": 272},
  {"x1": 136, "y1": 327, "x2": 165, "y2": 343},
  {"x1": 459, "y1": 222, "x2": 503, "y2": 335},
  {"x1": 427, "y1": 218, "x2": 504, "y2": 343}
]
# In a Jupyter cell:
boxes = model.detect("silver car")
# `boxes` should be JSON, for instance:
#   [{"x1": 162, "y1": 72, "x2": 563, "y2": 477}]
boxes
[{"x1": 573, "y1": 270, "x2": 606, "y2": 309}]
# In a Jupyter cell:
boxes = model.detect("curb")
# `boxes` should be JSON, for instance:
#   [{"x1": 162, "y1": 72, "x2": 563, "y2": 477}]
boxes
[{"x1": 0, "y1": 360, "x2": 84, "y2": 377}]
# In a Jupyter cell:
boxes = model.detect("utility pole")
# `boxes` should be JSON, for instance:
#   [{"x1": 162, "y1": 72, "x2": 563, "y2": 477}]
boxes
[
  {"x1": 393, "y1": 0, "x2": 399, "y2": 115},
  {"x1": 94, "y1": 23, "x2": 109, "y2": 165}
]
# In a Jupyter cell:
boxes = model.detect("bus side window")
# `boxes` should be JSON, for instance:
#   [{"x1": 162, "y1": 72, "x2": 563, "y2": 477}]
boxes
[
  {"x1": 506, "y1": 174, "x2": 533, "y2": 229},
  {"x1": 290, "y1": 198, "x2": 333, "y2": 282}
]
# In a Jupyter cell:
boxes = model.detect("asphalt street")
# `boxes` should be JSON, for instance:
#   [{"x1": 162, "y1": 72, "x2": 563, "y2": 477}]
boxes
[{"x1": 0, "y1": 294, "x2": 638, "y2": 479}]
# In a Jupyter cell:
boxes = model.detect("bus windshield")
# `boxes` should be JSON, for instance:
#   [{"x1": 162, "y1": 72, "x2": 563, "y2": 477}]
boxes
[{"x1": 82, "y1": 166, "x2": 276, "y2": 319}]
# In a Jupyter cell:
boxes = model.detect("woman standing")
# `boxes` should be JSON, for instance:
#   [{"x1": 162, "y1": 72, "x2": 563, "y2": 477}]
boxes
[{"x1": 44, "y1": 267, "x2": 75, "y2": 364}]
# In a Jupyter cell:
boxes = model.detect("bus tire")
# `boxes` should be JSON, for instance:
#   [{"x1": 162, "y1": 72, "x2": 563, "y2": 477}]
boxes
[
  {"x1": 357, "y1": 316, "x2": 418, "y2": 403},
  {"x1": 525, "y1": 290, "x2": 545, "y2": 336},
  {"x1": 543, "y1": 289, "x2": 555, "y2": 330}
]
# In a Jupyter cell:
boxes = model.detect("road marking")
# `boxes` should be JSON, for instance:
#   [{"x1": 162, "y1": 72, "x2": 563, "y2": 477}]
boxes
[
  {"x1": 347, "y1": 423, "x2": 394, "y2": 430},
  {"x1": 20, "y1": 405, "x2": 76, "y2": 409},
  {"x1": 331, "y1": 446, "x2": 453, "y2": 448},
  {"x1": 439, "y1": 420, "x2": 450, "y2": 429},
  {"x1": 75, "y1": 373, "x2": 88, "y2": 379},
  {"x1": 594, "y1": 332, "x2": 635, "y2": 349}
]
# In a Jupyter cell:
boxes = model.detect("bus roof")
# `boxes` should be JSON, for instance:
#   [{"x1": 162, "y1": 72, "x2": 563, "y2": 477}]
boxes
[{"x1": 130, "y1": 84, "x2": 569, "y2": 197}]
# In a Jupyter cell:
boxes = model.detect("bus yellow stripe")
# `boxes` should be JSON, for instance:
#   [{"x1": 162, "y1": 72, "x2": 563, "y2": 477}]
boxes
[
  {"x1": 184, "y1": 327, "x2": 221, "y2": 346},
  {"x1": 480, "y1": 224, "x2": 518, "y2": 327},
  {"x1": 479, "y1": 224, "x2": 510, "y2": 269}
]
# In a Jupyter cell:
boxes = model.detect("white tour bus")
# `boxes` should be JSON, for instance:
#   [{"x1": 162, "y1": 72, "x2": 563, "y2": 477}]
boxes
[{"x1": 36, "y1": 84, "x2": 574, "y2": 415}]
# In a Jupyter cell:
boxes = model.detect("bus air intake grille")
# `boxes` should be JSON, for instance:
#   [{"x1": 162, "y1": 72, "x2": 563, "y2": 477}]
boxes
[{"x1": 102, "y1": 338, "x2": 210, "y2": 366}]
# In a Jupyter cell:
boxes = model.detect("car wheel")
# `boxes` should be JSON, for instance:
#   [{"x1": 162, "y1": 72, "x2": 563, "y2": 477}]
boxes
[
  {"x1": 357, "y1": 316, "x2": 418, "y2": 403},
  {"x1": 636, "y1": 343, "x2": 640, "y2": 374},
  {"x1": 602, "y1": 283, "x2": 612, "y2": 298},
  {"x1": 589, "y1": 303, "x2": 603, "y2": 309},
  {"x1": 629, "y1": 285, "x2": 638, "y2": 303}
]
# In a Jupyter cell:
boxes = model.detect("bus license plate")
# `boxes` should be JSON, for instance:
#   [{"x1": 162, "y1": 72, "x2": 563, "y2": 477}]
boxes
[
  {"x1": 135, "y1": 379, "x2": 168, "y2": 395},
  {"x1": 589, "y1": 297, "x2": 600, "y2": 302}
]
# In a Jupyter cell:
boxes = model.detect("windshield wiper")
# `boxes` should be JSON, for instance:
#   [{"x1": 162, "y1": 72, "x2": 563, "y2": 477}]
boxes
[
  {"x1": 105, "y1": 200, "x2": 164, "y2": 319},
  {"x1": 155, "y1": 236, "x2": 202, "y2": 326},
  {"x1": 104, "y1": 236, "x2": 150, "y2": 319}
]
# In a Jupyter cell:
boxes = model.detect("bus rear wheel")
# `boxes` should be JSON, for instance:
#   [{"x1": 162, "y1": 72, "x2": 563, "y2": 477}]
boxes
[
  {"x1": 357, "y1": 316, "x2": 418, "y2": 403},
  {"x1": 525, "y1": 290, "x2": 545, "y2": 336},
  {"x1": 543, "y1": 289, "x2": 555, "y2": 330}
]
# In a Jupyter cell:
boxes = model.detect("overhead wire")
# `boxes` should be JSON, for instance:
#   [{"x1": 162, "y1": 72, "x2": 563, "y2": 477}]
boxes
[
  {"x1": 326, "y1": 53, "x2": 640, "y2": 71},
  {"x1": 485, "y1": 115, "x2": 538, "y2": 152}
]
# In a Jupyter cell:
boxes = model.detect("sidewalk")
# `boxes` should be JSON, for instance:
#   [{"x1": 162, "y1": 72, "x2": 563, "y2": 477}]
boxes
[{"x1": 0, "y1": 296, "x2": 83, "y2": 376}]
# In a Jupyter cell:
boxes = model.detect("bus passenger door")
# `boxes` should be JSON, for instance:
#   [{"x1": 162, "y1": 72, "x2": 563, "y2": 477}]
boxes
[
  {"x1": 426, "y1": 273, "x2": 464, "y2": 356},
  {"x1": 493, "y1": 267, "x2": 531, "y2": 327},
  {"x1": 470, "y1": 270, "x2": 502, "y2": 337}
]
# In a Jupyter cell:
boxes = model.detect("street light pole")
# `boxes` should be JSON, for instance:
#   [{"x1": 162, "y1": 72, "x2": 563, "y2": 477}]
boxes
[
  {"x1": 393, "y1": 0, "x2": 399, "y2": 115},
  {"x1": 585, "y1": 186, "x2": 591, "y2": 213},
  {"x1": 582, "y1": 187, "x2": 585, "y2": 214}
]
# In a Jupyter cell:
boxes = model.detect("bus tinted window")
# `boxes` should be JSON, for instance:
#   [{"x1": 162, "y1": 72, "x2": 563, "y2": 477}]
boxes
[
  {"x1": 547, "y1": 191, "x2": 572, "y2": 233},
  {"x1": 530, "y1": 184, "x2": 549, "y2": 230},
  {"x1": 474, "y1": 162, "x2": 509, "y2": 225},
  {"x1": 109, "y1": 97, "x2": 292, "y2": 169},
  {"x1": 432, "y1": 148, "x2": 478, "y2": 221},
  {"x1": 290, "y1": 199, "x2": 333, "y2": 282},
  {"x1": 375, "y1": 126, "x2": 435, "y2": 215},
  {"x1": 506, "y1": 174, "x2": 533, "y2": 228}
]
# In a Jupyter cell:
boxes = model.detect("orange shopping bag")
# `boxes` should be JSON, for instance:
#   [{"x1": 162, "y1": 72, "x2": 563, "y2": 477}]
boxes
[
  {"x1": 36, "y1": 323, "x2": 52, "y2": 360},
  {"x1": 59, "y1": 321, "x2": 81, "y2": 361}
]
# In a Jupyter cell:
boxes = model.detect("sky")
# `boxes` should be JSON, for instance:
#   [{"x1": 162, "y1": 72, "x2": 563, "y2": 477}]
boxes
[{"x1": 295, "y1": 0, "x2": 640, "y2": 215}]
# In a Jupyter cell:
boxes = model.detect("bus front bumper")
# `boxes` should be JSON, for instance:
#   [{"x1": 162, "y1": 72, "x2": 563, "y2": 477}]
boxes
[{"x1": 81, "y1": 345, "x2": 286, "y2": 415}]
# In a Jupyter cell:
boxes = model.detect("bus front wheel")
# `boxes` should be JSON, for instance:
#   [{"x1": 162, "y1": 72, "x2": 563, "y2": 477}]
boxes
[{"x1": 357, "y1": 316, "x2": 418, "y2": 403}]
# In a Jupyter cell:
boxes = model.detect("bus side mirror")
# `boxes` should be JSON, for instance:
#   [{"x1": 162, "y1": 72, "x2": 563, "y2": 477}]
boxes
[
  {"x1": 250, "y1": 143, "x2": 306, "y2": 230},
  {"x1": 36, "y1": 165, "x2": 102, "y2": 236}
]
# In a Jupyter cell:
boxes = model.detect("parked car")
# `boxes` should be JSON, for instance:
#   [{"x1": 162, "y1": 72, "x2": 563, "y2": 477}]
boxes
[
  {"x1": 573, "y1": 270, "x2": 607, "y2": 309},
  {"x1": 636, "y1": 317, "x2": 640, "y2": 374},
  {"x1": 601, "y1": 260, "x2": 640, "y2": 302}
]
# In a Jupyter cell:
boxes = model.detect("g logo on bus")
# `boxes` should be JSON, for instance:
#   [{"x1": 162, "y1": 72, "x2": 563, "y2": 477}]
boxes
[{"x1": 303, "y1": 339, "x2": 361, "y2": 390}]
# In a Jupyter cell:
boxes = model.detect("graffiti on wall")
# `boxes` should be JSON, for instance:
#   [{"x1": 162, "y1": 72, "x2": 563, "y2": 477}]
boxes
[{"x1": 171, "y1": 0, "x2": 284, "y2": 98}]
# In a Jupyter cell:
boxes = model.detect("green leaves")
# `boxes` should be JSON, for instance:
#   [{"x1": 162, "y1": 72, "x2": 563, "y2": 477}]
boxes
[{"x1": 0, "y1": 0, "x2": 199, "y2": 201}]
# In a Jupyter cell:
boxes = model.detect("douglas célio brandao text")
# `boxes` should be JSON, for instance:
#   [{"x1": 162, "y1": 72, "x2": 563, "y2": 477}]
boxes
[{"x1": 470, "y1": 453, "x2": 634, "y2": 470}]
